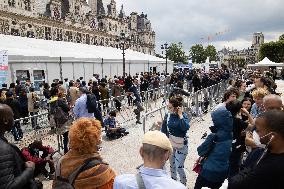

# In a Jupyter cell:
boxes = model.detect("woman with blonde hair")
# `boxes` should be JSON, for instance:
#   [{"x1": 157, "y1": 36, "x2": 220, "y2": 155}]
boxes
[
  {"x1": 251, "y1": 88, "x2": 268, "y2": 118},
  {"x1": 53, "y1": 118, "x2": 115, "y2": 189}
]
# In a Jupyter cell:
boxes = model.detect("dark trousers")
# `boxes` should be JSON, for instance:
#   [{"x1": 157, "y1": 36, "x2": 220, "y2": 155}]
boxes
[
  {"x1": 127, "y1": 95, "x2": 133, "y2": 106},
  {"x1": 20, "y1": 108, "x2": 29, "y2": 124},
  {"x1": 194, "y1": 175, "x2": 223, "y2": 189},
  {"x1": 34, "y1": 161, "x2": 55, "y2": 177},
  {"x1": 228, "y1": 150, "x2": 242, "y2": 179},
  {"x1": 63, "y1": 131, "x2": 69, "y2": 154},
  {"x1": 30, "y1": 112, "x2": 38, "y2": 129},
  {"x1": 134, "y1": 101, "x2": 144, "y2": 122},
  {"x1": 114, "y1": 99, "x2": 121, "y2": 111},
  {"x1": 11, "y1": 121, "x2": 23, "y2": 141}
]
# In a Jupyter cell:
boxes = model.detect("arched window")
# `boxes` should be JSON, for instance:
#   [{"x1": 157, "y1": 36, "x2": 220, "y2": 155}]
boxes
[
  {"x1": 109, "y1": 23, "x2": 112, "y2": 31},
  {"x1": 24, "y1": 0, "x2": 31, "y2": 11},
  {"x1": 8, "y1": 0, "x2": 15, "y2": 7}
]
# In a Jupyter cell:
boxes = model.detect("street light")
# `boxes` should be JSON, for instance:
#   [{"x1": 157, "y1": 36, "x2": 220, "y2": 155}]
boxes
[
  {"x1": 161, "y1": 43, "x2": 169, "y2": 74},
  {"x1": 116, "y1": 32, "x2": 131, "y2": 76}
]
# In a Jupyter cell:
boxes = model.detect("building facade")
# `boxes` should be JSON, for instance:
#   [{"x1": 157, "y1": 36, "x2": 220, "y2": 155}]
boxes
[
  {"x1": 218, "y1": 32, "x2": 264, "y2": 68},
  {"x1": 0, "y1": 0, "x2": 156, "y2": 55}
]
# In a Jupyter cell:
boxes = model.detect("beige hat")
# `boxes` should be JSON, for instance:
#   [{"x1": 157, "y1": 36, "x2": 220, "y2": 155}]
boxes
[{"x1": 142, "y1": 131, "x2": 173, "y2": 154}]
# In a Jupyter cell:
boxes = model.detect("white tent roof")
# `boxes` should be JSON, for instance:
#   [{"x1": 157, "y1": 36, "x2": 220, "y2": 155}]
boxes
[
  {"x1": 0, "y1": 34, "x2": 164, "y2": 62},
  {"x1": 248, "y1": 57, "x2": 284, "y2": 67}
]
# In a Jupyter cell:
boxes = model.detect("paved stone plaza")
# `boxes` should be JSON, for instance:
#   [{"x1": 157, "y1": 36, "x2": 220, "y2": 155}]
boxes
[{"x1": 6, "y1": 80, "x2": 284, "y2": 189}]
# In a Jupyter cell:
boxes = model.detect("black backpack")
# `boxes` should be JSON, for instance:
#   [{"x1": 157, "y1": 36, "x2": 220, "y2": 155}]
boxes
[
  {"x1": 86, "y1": 94, "x2": 98, "y2": 113},
  {"x1": 52, "y1": 157, "x2": 103, "y2": 189}
]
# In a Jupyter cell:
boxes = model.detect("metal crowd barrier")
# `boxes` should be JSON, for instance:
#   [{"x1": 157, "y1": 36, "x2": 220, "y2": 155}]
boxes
[
  {"x1": 96, "y1": 84, "x2": 176, "y2": 125},
  {"x1": 5, "y1": 80, "x2": 228, "y2": 154},
  {"x1": 142, "y1": 80, "x2": 229, "y2": 133}
]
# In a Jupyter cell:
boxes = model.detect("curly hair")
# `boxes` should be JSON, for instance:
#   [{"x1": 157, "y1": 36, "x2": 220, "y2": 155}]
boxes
[
  {"x1": 252, "y1": 88, "x2": 268, "y2": 99},
  {"x1": 69, "y1": 118, "x2": 102, "y2": 154}
]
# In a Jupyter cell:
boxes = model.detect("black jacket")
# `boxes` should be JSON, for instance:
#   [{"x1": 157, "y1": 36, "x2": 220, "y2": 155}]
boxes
[
  {"x1": 0, "y1": 136, "x2": 35, "y2": 189},
  {"x1": 4, "y1": 98, "x2": 21, "y2": 119},
  {"x1": 229, "y1": 151, "x2": 284, "y2": 189}
]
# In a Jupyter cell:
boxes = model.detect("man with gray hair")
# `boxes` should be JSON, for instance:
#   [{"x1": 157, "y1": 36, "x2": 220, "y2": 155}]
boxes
[
  {"x1": 114, "y1": 130, "x2": 186, "y2": 189},
  {"x1": 263, "y1": 94, "x2": 283, "y2": 111}
]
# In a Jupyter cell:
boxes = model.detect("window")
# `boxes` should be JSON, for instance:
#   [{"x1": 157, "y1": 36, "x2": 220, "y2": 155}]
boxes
[
  {"x1": 76, "y1": 33, "x2": 82, "y2": 43},
  {"x1": 24, "y1": 0, "x2": 31, "y2": 11},
  {"x1": 56, "y1": 29, "x2": 62, "y2": 41},
  {"x1": 45, "y1": 27, "x2": 51, "y2": 40},
  {"x1": 86, "y1": 34, "x2": 90, "y2": 44},
  {"x1": 109, "y1": 23, "x2": 112, "y2": 31},
  {"x1": 66, "y1": 31, "x2": 73, "y2": 42},
  {"x1": 8, "y1": 0, "x2": 15, "y2": 7},
  {"x1": 11, "y1": 28, "x2": 20, "y2": 36},
  {"x1": 27, "y1": 31, "x2": 34, "y2": 38}
]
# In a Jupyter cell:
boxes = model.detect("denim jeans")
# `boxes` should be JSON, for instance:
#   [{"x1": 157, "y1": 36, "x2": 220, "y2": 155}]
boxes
[{"x1": 170, "y1": 143, "x2": 188, "y2": 185}]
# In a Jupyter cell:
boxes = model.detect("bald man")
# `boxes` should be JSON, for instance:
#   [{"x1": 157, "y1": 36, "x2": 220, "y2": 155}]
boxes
[
  {"x1": 0, "y1": 104, "x2": 37, "y2": 189},
  {"x1": 263, "y1": 94, "x2": 283, "y2": 111}
]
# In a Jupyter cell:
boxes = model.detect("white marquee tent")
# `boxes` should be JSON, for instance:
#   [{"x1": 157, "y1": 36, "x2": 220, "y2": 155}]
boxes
[
  {"x1": 248, "y1": 57, "x2": 284, "y2": 67},
  {"x1": 0, "y1": 34, "x2": 172, "y2": 86}
]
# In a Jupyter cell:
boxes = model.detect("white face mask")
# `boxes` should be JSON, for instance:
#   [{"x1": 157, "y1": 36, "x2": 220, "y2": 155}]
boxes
[
  {"x1": 254, "y1": 131, "x2": 274, "y2": 147},
  {"x1": 252, "y1": 131, "x2": 266, "y2": 148}
]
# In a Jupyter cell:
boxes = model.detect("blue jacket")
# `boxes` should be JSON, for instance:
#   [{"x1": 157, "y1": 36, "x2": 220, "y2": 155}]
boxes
[
  {"x1": 161, "y1": 112, "x2": 190, "y2": 138},
  {"x1": 128, "y1": 85, "x2": 141, "y2": 103},
  {"x1": 197, "y1": 106, "x2": 233, "y2": 182}
]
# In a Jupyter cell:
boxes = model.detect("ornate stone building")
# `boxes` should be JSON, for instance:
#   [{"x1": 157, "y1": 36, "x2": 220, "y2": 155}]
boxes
[
  {"x1": 218, "y1": 32, "x2": 265, "y2": 67},
  {"x1": 0, "y1": 0, "x2": 156, "y2": 55}
]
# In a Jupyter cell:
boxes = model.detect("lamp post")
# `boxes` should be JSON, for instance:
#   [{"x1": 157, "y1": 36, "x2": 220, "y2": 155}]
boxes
[
  {"x1": 161, "y1": 43, "x2": 169, "y2": 74},
  {"x1": 116, "y1": 33, "x2": 130, "y2": 76}
]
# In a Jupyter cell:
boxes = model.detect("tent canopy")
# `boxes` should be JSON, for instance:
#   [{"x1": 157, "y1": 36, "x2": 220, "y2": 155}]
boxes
[
  {"x1": 0, "y1": 34, "x2": 164, "y2": 62},
  {"x1": 247, "y1": 57, "x2": 284, "y2": 67}
]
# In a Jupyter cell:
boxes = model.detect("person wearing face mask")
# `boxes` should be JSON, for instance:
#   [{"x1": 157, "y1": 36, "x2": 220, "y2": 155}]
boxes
[
  {"x1": 228, "y1": 110, "x2": 284, "y2": 189},
  {"x1": 245, "y1": 94, "x2": 283, "y2": 149},
  {"x1": 161, "y1": 96, "x2": 190, "y2": 186}
]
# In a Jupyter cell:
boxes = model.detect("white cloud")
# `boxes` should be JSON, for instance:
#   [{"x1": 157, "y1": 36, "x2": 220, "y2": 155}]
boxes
[{"x1": 96, "y1": 0, "x2": 284, "y2": 52}]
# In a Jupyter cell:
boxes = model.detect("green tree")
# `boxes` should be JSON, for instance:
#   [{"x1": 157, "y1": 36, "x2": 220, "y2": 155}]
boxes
[
  {"x1": 205, "y1": 45, "x2": 217, "y2": 62},
  {"x1": 279, "y1": 34, "x2": 284, "y2": 41},
  {"x1": 189, "y1": 44, "x2": 206, "y2": 63},
  {"x1": 166, "y1": 42, "x2": 187, "y2": 63},
  {"x1": 259, "y1": 40, "x2": 284, "y2": 63}
]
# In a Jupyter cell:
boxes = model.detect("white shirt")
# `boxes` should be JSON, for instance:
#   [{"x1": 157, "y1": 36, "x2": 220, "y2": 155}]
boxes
[{"x1": 114, "y1": 166, "x2": 186, "y2": 189}]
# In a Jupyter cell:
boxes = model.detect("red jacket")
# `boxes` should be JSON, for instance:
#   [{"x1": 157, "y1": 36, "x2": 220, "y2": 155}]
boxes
[{"x1": 22, "y1": 146, "x2": 54, "y2": 164}]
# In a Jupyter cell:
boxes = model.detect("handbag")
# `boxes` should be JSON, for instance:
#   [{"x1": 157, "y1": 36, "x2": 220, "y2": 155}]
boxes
[
  {"x1": 192, "y1": 157, "x2": 204, "y2": 174},
  {"x1": 192, "y1": 135, "x2": 217, "y2": 174},
  {"x1": 166, "y1": 113, "x2": 185, "y2": 149},
  {"x1": 169, "y1": 134, "x2": 185, "y2": 149}
]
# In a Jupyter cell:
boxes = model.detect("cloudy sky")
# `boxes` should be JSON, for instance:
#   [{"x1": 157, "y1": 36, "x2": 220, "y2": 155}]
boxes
[{"x1": 105, "y1": 0, "x2": 284, "y2": 53}]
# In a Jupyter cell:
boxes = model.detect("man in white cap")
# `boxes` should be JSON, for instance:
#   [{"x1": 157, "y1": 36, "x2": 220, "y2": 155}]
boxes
[{"x1": 114, "y1": 130, "x2": 186, "y2": 189}]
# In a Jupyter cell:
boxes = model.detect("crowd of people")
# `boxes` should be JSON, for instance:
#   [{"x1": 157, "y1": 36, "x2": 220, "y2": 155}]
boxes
[{"x1": 1, "y1": 67, "x2": 283, "y2": 189}]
